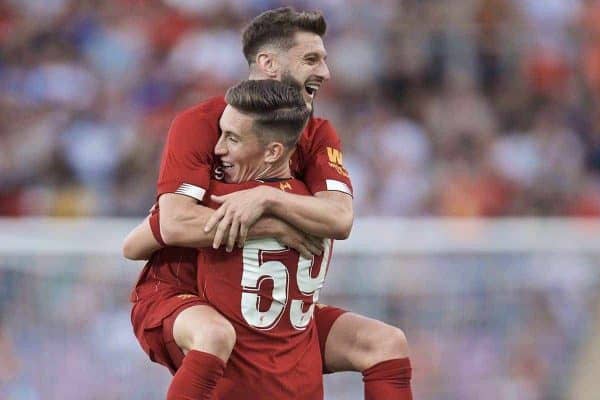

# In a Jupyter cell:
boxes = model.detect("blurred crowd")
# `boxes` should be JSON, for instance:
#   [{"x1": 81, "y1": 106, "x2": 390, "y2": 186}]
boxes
[{"x1": 3, "y1": 0, "x2": 600, "y2": 217}]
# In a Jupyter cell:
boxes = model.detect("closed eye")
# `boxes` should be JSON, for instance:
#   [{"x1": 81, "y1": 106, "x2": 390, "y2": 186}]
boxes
[{"x1": 223, "y1": 131, "x2": 240, "y2": 143}]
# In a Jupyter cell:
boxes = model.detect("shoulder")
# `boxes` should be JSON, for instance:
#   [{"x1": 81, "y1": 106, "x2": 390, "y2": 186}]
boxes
[
  {"x1": 306, "y1": 116, "x2": 335, "y2": 136},
  {"x1": 298, "y1": 117, "x2": 339, "y2": 148},
  {"x1": 291, "y1": 178, "x2": 310, "y2": 195},
  {"x1": 171, "y1": 96, "x2": 226, "y2": 130},
  {"x1": 166, "y1": 96, "x2": 225, "y2": 147},
  {"x1": 294, "y1": 117, "x2": 341, "y2": 167},
  {"x1": 276, "y1": 178, "x2": 310, "y2": 196}
]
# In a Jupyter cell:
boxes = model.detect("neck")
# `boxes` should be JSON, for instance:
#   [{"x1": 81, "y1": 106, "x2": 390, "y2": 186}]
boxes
[
  {"x1": 257, "y1": 161, "x2": 291, "y2": 181},
  {"x1": 248, "y1": 69, "x2": 269, "y2": 81}
]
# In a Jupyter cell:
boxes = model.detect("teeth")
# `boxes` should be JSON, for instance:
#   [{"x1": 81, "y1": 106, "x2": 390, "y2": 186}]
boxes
[{"x1": 305, "y1": 83, "x2": 320, "y2": 95}]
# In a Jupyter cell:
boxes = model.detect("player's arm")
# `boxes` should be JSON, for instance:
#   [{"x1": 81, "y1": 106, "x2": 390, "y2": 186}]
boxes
[
  {"x1": 268, "y1": 188, "x2": 352, "y2": 238},
  {"x1": 158, "y1": 193, "x2": 214, "y2": 247},
  {"x1": 265, "y1": 120, "x2": 354, "y2": 239},
  {"x1": 122, "y1": 216, "x2": 160, "y2": 260},
  {"x1": 208, "y1": 187, "x2": 352, "y2": 242},
  {"x1": 161, "y1": 193, "x2": 323, "y2": 253},
  {"x1": 122, "y1": 195, "x2": 323, "y2": 260},
  {"x1": 120, "y1": 195, "x2": 215, "y2": 260}
]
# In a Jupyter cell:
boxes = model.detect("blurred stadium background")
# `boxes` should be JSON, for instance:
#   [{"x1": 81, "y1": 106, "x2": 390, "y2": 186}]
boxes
[{"x1": 2, "y1": 0, "x2": 600, "y2": 399}]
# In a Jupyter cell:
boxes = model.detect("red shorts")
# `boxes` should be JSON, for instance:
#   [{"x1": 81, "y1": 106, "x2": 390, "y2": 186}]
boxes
[
  {"x1": 131, "y1": 291, "x2": 208, "y2": 375},
  {"x1": 131, "y1": 293, "x2": 347, "y2": 375},
  {"x1": 314, "y1": 304, "x2": 347, "y2": 374}
]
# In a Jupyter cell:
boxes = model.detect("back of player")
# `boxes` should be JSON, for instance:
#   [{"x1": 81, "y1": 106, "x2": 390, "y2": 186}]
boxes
[{"x1": 198, "y1": 179, "x2": 333, "y2": 400}]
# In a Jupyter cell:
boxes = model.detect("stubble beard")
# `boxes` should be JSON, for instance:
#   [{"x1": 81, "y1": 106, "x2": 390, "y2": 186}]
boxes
[{"x1": 280, "y1": 71, "x2": 315, "y2": 116}]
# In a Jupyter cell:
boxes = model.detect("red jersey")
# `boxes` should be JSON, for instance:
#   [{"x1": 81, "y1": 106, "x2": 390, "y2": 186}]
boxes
[
  {"x1": 131, "y1": 96, "x2": 352, "y2": 303},
  {"x1": 156, "y1": 96, "x2": 352, "y2": 200},
  {"x1": 198, "y1": 179, "x2": 333, "y2": 400}
]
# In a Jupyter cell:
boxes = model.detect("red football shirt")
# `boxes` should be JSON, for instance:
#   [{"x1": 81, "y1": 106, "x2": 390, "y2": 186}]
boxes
[
  {"x1": 199, "y1": 179, "x2": 333, "y2": 400},
  {"x1": 156, "y1": 96, "x2": 352, "y2": 201}
]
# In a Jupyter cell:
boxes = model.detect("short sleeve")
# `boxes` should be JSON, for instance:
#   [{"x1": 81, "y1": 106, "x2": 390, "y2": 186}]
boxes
[
  {"x1": 302, "y1": 120, "x2": 353, "y2": 196},
  {"x1": 156, "y1": 111, "x2": 219, "y2": 202}
]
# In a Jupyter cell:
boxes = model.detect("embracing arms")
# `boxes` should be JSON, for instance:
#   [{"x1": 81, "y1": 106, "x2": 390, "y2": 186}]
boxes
[
  {"x1": 122, "y1": 192, "x2": 325, "y2": 260},
  {"x1": 205, "y1": 188, "x2": 353, "y2": 251}
]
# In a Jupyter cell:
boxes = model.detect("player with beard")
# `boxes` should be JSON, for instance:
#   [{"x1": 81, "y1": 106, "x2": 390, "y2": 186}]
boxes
[{"x1": 125, "y1": 7, "x2": 412, "y2": 400}]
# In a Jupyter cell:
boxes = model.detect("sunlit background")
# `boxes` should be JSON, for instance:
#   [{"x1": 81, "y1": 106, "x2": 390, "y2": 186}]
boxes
[{"x1": 2, "y1": 0, "x2": 600, "y2": 399}]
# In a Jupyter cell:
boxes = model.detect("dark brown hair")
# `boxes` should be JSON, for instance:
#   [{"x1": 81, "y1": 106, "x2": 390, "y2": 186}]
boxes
[
  {"x1": 242, "y1": 7, "x2": 326, "y2": 65},
  {"x1": 225, "y1": 79, "x2": 310, "y2": 148}
]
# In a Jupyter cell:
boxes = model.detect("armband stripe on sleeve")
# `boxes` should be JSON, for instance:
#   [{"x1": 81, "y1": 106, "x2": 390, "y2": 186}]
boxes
[
  {"x1": 325, "y1": 179, "x2": 352, "y2": 195},
  {"x1": 175, "y1": 183, "x2": 206, "y2": 201}
]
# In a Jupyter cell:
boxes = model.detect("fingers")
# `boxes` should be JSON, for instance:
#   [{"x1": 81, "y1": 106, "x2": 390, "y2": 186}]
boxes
[
  {"x1": 282, "y1": 233, "x2": 322, "y2": 258},
  {"x1": 291, "y1": 241, "x2": 312, "y2": 259},
  {"x1": 303, "y1": 239, "x2": 322, "y2": 257},
  {"x1": 296, "y1": 234, "x2": 323, "y2": 257},
  {"x1": 226, "y1": 217, "x2": 240, "y2": 252},
  {"x1": 212, "y1": 212, "x2": 232, "y2": 249},
  {"x1": 237, "y1": 223, "x2": 250, "y2": 248},
  {"x1": 211, "y1": 194, "x2": 225, "y2": 203},
  {"x1": 205, "y1": 205, "x2": 226, "y2": 232},
  {"x1": 307, "y1": 235, "x2": 324, "y2": 254}
]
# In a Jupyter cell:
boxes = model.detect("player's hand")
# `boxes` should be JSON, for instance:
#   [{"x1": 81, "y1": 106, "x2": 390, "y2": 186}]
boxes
[
  {"x1": 275, "y1": 220, "x2": 323, "y2": 259},
  {"x1": 205, "y1": 186, "x2": 274, "y2": 251}
]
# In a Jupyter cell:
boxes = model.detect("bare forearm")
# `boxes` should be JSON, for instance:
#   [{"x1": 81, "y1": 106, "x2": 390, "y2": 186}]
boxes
[
  {"x1": 247, "y1": 216, "x2": 285, "y2": 239},
  {"x1": 266, "y1": 190, "x2": 353, "y2": 239},
  {"x1": 124, "y1": 212, "x2": 287, "y2": 263},
  {"x1": 166, "y1": 209, "x2": 283, "y2": 247},
  {"x1": 123, "y1": 217, "x2": 160, "y2": 260},
  {"x1": 159, "y1": 192, "x2": 286, "y2": 248},
  {"x1": 160, "y1": 204, "x2": 216, "y2": 248}
]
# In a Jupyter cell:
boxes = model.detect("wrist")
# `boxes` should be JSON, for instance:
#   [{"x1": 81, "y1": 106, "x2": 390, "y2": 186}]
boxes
[{"x1": 263, "y1": 186, "x2": 282, "y2": 212}]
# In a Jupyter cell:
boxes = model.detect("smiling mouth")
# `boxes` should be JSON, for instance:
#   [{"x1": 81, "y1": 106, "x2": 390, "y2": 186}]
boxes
[
  {"x1": 221, "y1": 162, "x2": 233, "y2": 170},
  {"x1": 305, "y1": 82, "x2": 321, "y2": 98}
]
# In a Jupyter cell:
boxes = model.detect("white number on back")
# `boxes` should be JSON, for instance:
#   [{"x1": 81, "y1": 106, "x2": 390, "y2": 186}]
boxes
[{"x1": 240, "y1": 238, "x2": 332, "y2": 330}]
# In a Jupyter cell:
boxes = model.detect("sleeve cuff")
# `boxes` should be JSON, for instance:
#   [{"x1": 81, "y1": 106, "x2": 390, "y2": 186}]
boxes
[
  {"x1": 149, "y1": 211, "x2": 166, "y2": 247},
  {"x1": 325, "y1": 179, "x2": 353, "y2": 196},
  {"x1": 175, "y1": 183, "x2": 207, "y2": 202}
]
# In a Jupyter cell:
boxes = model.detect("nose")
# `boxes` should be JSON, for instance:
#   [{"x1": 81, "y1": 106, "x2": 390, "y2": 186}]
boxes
[
  {"x1": 214, "y1": 135, "x2": 226, "y2": 155},
  {"x1": 319, "y1": 60, "x2": 331, "y2": 81}
]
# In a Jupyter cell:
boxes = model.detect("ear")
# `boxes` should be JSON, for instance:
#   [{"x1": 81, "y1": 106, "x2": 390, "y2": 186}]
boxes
[
  {"x1": 264, "y1": 142, "x2": 286, "y2": 163},
  {"x1": 256, "y1": 51, "x2": 280, "y2": 79}
]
